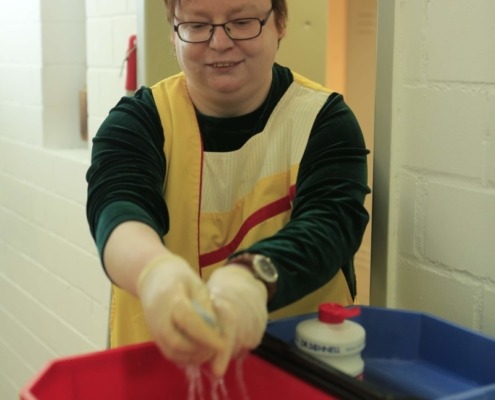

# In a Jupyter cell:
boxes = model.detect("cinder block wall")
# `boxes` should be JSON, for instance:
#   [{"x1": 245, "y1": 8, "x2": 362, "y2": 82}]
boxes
[
  {"x1": 0, "y1": 1, "x2": 135, "y2": 398},
  {"x1": 387, "y1": 1, "x2": 495, "y2": 334}
]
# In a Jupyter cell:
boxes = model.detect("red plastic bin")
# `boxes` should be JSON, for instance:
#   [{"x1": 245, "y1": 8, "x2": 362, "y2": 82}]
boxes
[{"x1": 20, "y1": 341, "x2": 339, "y2": 400}]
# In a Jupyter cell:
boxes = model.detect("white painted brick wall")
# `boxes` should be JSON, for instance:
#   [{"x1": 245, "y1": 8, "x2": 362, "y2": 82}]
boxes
[
  {"x1": 425, "y1": 183, "x2": 495, "y2": 280},
  {"x1": 400, "y1": 87, "x2": 488, "y2": 178},
  {"x1": 390, "y1": 0, "x2": 495, "y2": 336},
  {"x1": 426, "y1": 1, "x2": 495, "y2": 83},
  {"x1": 0, "y1": 1, "x2": 43, "y2": 146},
  {"x1": 488, "y1": 138, "x2": 495, "y2": 186},
  {"x1": 0, "y1": 1, "x2": 136, "y2": 398},
  {"x1": 483, "y1": 287, "x2": 495, "y2": 334},
  {"x1": 42, "y1": 2, "x2": 86, "y2": 148},
  {"x1": 397, "y1": 261, "x2": 482, "y2": 329},
  {"x1": 86, "y1": 0, "x2": 137, "y2": 140}
]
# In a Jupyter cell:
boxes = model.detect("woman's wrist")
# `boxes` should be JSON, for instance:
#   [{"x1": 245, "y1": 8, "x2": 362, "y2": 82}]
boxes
[
  {"x1": 137, "y1": 253, "x2": 183, "y2": 295},
  {"x1": 225, "y1": 253, "x2": 278, "y2": 302}
]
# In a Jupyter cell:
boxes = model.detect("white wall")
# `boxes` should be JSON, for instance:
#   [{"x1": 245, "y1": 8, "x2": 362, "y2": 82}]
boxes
[
  {"x1": 86, "y1": 0, "x2": 138, "y2": 139},
  {"x1": 376, "y1": 0, "x2": 495, "y2": 335},
  {"x1": 0, "y1": 1, "x2": 136, "y2": 398}
]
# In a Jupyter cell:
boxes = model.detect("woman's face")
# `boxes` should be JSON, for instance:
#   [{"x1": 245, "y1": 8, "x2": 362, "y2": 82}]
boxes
[{"x1": 173, "y1": 0, "x2": 285, "y2": 116}]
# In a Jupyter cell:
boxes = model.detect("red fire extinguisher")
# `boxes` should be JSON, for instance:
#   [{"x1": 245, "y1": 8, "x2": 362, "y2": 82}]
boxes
[{"x1": 125, "y1": 34, "x2": 137, "y2": 94}]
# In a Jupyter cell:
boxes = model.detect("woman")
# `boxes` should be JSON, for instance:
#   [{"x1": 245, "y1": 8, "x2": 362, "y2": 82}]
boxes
[{"x1": 86, "y1": 0, "x2": 370, "y2": 377}]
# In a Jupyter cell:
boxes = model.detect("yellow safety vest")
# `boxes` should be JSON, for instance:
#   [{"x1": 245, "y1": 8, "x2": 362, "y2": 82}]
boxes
[{"x1": 109, "y1": 72, "x2": 352, "y2": 348}]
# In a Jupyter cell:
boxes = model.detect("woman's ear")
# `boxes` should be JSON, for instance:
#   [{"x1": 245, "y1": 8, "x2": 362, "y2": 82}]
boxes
[
  {"x1": 277, "y1": 28, "x2": 286, "y2": 48},
  {"x1": 277, "y1": 24, "x2": 286, "y2": 41}
]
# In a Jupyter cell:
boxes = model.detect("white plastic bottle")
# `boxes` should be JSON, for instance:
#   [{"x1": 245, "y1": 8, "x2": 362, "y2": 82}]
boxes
[{"x1": 295, "y1": 303, "x2": 366, "y2": 378}]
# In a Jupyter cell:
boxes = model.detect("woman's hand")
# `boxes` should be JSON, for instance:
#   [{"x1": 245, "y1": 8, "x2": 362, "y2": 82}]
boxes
[
  {"x1": 206, "y1": 266, "x2": 268, "y2": 377},
  {"x1": 137, "y1": 255, "x2": 225, "y2": 367}
]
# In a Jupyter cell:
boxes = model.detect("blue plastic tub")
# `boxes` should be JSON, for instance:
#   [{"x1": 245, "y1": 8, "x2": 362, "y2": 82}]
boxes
[{"x1": 267, "y1": 306, "x2": 495, "y2": 400}]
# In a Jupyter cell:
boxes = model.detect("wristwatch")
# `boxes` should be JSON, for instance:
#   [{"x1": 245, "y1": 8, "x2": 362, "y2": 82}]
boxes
[{"x1": 227, "y1": 253, "x2": 278, "y2": 300}]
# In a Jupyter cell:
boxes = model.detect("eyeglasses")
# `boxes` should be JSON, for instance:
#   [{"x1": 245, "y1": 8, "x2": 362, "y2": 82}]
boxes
[{"x1": 174, "y1": 9, "x2": 273, "y2": 43}]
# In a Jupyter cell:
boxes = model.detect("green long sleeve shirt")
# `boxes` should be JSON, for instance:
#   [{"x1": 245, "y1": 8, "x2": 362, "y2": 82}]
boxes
[{"x1": 86, "y1": 64, "x2": 370, "y2": 311}]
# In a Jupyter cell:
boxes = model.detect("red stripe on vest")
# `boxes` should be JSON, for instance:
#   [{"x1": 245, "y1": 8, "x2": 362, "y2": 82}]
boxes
[{"x1": 199, "y1": 194, "x2": 293, "y2": 268}]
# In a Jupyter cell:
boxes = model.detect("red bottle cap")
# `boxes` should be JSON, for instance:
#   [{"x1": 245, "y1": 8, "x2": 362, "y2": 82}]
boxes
[{"x1": 318, "y1": 303, "x2": 361, "y2": 324}]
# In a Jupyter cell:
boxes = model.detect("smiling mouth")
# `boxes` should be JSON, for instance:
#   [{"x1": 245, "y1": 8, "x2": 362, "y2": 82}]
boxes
[{"x1": 209, "y1": 61, "x2": 241, "y2": 68}]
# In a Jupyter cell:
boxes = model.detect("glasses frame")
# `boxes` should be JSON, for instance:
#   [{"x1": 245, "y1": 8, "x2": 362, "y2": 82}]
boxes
[{"x1": 174, "y1": 9, "x2": 273, "y2": 44}]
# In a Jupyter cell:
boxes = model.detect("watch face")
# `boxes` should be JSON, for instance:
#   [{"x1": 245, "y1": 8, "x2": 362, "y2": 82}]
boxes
[{"x1": 253, "y1": 255, "x2": 278, "y2": 283}]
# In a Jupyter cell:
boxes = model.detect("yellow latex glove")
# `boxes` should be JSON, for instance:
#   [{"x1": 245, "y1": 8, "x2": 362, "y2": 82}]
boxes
[
  {"x1": 206, "y1": 266, "x2": 268, "y2": 377},
  {"x1": 137, "y1": 255, "x2": 225, "y2": 367}
]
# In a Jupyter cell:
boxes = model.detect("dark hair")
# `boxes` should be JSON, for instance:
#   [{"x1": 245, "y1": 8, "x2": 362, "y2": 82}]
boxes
[{"x1": 163, "y1": 0, "x2": 288, "y2": 31}]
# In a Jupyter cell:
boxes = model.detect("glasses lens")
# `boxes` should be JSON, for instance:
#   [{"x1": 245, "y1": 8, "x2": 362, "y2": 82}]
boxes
[
  {"x1": 178, "y1": 23, "x2": 212, "y2": 43},
  {"x1": 224, "y1": 19, "x2": 261, "y2": 40}
]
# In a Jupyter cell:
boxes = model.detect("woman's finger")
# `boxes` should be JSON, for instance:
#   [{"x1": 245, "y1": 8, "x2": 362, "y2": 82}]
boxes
[{"x1": 172, "y1": 298, "x2": 225, "y2": 351}]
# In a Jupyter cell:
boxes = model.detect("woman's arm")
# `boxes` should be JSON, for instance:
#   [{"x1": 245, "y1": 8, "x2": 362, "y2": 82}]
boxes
[
  {"x1": 103, "y1": 220, "x2": 170, "y2": 296},
  {"x1": 243, "y1": 93, "x2": 371, "y2": 310},
  {"x1": 86, "y1": 87, "x2": 169, "y2": 277}
]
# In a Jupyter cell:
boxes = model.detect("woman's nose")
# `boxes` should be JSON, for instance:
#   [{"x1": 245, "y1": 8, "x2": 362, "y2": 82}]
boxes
[{"x1": 209, "y1": 25, "x2": 234, "y2": 49}]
